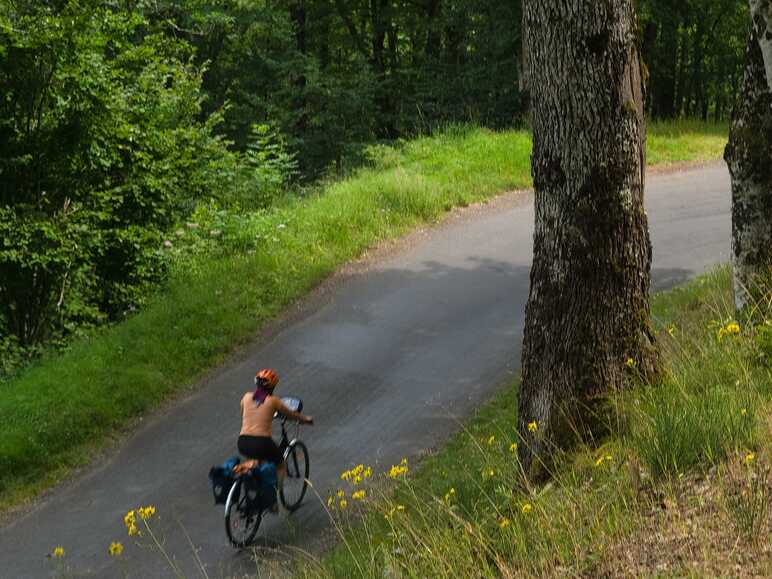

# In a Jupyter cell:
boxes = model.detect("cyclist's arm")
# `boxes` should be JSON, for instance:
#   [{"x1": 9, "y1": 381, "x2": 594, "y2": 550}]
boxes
[{"x1": 273, "y1": 398, "x2": 313, "y2": 424}]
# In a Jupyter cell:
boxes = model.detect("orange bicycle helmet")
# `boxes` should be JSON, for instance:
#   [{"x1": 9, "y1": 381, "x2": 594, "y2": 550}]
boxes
[{"x1": 255, "y1": 368, "x2": 279, "y2": 389}]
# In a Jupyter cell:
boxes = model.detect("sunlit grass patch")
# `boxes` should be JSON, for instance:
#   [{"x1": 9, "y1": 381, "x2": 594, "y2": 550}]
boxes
[{"x1": 647, "y1": 119, "x2": 728, "y2": 166}]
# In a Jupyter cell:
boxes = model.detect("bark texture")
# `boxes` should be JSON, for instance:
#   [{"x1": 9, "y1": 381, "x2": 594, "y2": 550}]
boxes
[
  {"x1": 750, "y1": 0, "x2": 772, "y2": 91},
  {"x1": 518, "y1": 0, "x2": 656, "y2": 475},
  {"x1": 725, "y1": 11, "x2": 772, "y2": 311}
]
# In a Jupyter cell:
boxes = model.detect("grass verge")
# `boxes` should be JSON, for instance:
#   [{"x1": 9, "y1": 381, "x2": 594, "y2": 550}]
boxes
[
  {"x1": 299, "y1": 267, "x2": 771, "y2": 578},
  {"x1": 647, "y1": 119, "x2": 729, "y2": 166},
  {"x1": 0, "y1": 122, "x2": 728, "y2": 509}
]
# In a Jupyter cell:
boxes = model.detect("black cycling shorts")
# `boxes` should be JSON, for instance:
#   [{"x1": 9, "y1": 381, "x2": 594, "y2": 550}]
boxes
[{"x1": 238, "y1": 435, "x2": 283, "y2": 464}]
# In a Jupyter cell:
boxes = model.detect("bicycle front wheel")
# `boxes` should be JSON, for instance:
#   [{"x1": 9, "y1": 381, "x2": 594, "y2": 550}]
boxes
[
  {"x1": 279, "y1": 440, "x2": 309, "y2": 511},
  {"x1": 224, "y1": 479, "x2": 262, "y2": 548}
]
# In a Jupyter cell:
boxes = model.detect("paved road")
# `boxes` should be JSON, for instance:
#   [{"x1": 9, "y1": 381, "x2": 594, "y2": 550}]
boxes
[{"x1": 0, "y1": 164, "x2": 731, "y2": 578}]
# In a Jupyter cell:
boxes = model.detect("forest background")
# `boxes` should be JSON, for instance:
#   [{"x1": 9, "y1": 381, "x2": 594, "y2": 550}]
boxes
[{"x1": 0, "y1": 0, "x2": 750, "y2": 377}]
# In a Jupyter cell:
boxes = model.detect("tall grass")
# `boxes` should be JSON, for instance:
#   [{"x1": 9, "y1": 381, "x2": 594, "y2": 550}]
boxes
[
  {"x1": 303, "y1": 267, "x2": 771, "y2": 578},
  {"x1": 0, "y1": 123, "x2": 729, "y2": 508}
]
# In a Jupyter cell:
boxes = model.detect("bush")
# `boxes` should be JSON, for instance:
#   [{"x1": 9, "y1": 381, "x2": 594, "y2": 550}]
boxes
[{"x1": 0, "y1": 1, "x2": 238, "y2": 364}]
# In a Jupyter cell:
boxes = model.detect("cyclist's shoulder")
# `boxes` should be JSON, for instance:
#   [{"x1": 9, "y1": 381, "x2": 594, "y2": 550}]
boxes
[{"x1": 266, "y1": 394, "x2": 285, "y2": 409}]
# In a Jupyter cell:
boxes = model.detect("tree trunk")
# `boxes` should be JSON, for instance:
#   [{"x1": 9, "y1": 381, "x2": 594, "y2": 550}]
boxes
[
  {"x1": 518, "y1": 0, "x2": 657, "y2": 475},
  {"x1": 290, "y1": 1, "x2": 308, "y2": 134},
  {"x1": 651, "y1": 18, "x2": 678, "y2": 118},
  {"x1": 724, "y1": 10, "x2": 772, "y2": 311},
  {"x1": 675, "y1": 27, "x2": 689, "y2": 115},
  {"x1": 425, "y1": 0, "x2": 442, "y2": 60},
  {"x1": 750, "y1": 0, "x2": 772, "y2": 90}
]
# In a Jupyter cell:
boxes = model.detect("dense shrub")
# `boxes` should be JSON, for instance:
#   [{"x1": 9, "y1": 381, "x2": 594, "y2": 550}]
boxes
[{"x1": 0, "y1": 1, "x2": 235, "y2": 357}]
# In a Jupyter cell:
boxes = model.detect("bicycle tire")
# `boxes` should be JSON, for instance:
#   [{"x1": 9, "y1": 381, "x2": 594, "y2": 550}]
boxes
[
  {"x1": 224, "y1": 479, "x2": 262, "y2": 548},
  {"x1": 279, "y1": 440, "x2": 309, "y2": 511}
]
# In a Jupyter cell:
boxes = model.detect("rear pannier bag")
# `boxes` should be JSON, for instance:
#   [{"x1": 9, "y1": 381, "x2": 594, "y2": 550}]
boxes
[{"x1": 209, "y1": 456, "x2": 240, "y2": 504}]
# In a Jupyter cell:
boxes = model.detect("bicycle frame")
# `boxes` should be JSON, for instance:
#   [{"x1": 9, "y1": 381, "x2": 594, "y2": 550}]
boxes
[{"x1": 278, "y1": 415, "x2": 301, "y2": 461}]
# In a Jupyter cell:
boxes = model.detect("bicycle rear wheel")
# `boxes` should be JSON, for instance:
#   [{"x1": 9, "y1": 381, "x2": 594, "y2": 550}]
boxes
[
  {"x1": 279, "y1": 440, "x2": 309, "y2": 511},
  {"x1": 224, "y1": 478, "x2": 262, "y2": 548}
]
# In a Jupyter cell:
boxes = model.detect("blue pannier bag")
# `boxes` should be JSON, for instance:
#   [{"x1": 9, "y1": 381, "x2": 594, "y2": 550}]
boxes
[
  {"x1": 244, "y1": 463, "x2": 278, "y2": 509},
  {"x1": 209, "y1": 456, "x2": 240, "y2": 505}
]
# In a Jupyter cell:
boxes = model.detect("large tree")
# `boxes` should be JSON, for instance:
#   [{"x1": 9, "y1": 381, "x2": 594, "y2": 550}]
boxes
[
  {"x1": 518, "y1": 0, "x2": 657, "y2": 474},
  {"x1": 724, "y1": 1, "x2": 772, "y2": 310}
]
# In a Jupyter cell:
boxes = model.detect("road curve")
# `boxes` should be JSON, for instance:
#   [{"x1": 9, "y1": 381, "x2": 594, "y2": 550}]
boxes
[{"x1": 0, "y1": 164, "x2": 731, "y2": 578}]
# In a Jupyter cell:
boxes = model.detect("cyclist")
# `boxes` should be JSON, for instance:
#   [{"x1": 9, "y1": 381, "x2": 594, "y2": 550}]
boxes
[{"x1": 238, "y1": 369, "x2": 313, "y2": 487}]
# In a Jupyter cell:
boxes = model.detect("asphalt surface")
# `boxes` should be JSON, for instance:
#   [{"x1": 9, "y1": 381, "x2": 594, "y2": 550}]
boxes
[{"x1": 0, "y1": 163, "x2": 731, "y2": 578}]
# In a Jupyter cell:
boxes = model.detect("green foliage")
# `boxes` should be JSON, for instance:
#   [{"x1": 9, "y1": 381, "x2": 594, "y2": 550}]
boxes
[
  {"x1": 155, "y1": 0, "x2": 524, "y2": 177},
  {"x1": 241, "y1": 124, "x2": 299, "y2": 209},
  {"x1": 756, "y1": 324, "x2": 772, "y2": 368},
  {"x1": 639, "y1": 0, "x2": 749, "y2": 120},
  {"x1": 0, "y1": 0, "x2": 748, "y2": 374},
  {"x1": 0, "y1": 0, "x2": 236, "y2": 353}
]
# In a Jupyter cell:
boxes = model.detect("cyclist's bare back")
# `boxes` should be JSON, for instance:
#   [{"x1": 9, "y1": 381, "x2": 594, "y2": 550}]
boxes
[{"x1": 237, "y1": 369, "x2": 313, "y2": 485}]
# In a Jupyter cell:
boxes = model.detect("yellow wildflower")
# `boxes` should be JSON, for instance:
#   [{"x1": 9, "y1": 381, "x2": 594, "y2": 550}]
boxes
[
  {"x1": 108, "y1": 542, "x2": 124, "y2": 557},
  {"x1": 138, "y1": 505, "x2": 156, "y2": 520},
  {"x1": 388, "y1": 464, "x2": 409, "y2": 479},
  {"x1": 741, "y1": 408, "x2": 748, "y2": 417},
  {"x1": 124, "y1": 510, "x2": 139, "y2": 536},
  {"x1": 352, "y1": 490, "x2": 366, "y2": 501},
  {"x1": 527, "y1": 421, "x2": 538, "y2": 433},
  {"x1": 594, "y1": 456, "x2": 605, "y2": 467},
  {"x1": 124, "y1": 510, "x2": 136, "y2": 528},
  {"x1": 52, "y1": 546, "x2": 65, "y2": 558},
  {"x1": 396, "y1": 504, "x2": 405, "y2": 512},
  {"x1": 340, "y1": 470, "x2": 352, "y2": 481},
  {"x1": 336, "y1": 489, "x2": 345, "y2": 498},
  {"x1": 339, "y1": 498, "x2": 348, "y2": 509},
  {"x1": 509, "y1": 442, "x2": 518, "y2": 453},
  {"x1": 718, "y1": 321, "x2": 741, "y2": 340},
  {"x1": 498, "y1": 518, "x2": 511, "y2": 529},
  {"x1": 444, "y1": 487, "x2": 456, "y2": 502},
  {"x1": 364, "y1": 466, "x2": 373, "y2": 479},
  {"x1": 487, "y1": 435, "x2": 496, "y2": 446},
  {"x1": 744, "y1": 452, "x2": 755, "y2": 466},
  {"x1": 327, "y1": 496, "x2": 334, "y2": 508},
  {"x1": 521, "y1": 503, "x2": 533, "y2": 514},
  {"x1": 353, "y1": 475, "x2": 362, "y2": 485},
  {"x1": 666, "y1": 324, "x2": 676, "y2": 337},
  {"x1": 625, "y1": 357, "x2": 636, "y2": 369}
]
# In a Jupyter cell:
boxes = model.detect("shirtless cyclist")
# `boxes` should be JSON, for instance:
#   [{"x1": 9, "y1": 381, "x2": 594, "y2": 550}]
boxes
[{"x1": 238, "y1": 369, "x2": 313, "y2": 486}]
